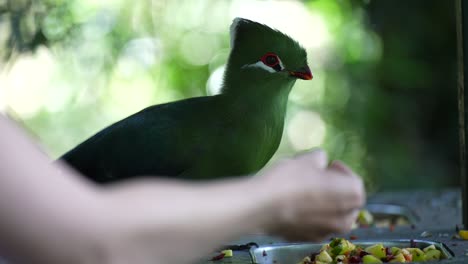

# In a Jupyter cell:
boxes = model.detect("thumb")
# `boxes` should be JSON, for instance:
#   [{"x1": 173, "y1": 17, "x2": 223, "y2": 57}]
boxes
[{"x1": 295, "y1": 148, "x2": 328, "y2": 169}]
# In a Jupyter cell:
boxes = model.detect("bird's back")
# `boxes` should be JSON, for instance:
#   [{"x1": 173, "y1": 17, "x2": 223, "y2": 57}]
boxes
[{"x1": 61, "y1": 96, "x2": 219, "y2": 182}]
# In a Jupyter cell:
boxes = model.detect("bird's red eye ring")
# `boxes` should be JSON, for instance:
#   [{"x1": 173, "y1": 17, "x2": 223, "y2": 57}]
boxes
[{"x1": 261, "y1": 53, "x2": 280, "y2": 67}]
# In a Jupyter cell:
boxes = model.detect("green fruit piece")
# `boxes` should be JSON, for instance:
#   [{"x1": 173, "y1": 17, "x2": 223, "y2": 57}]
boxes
[
  {"x1": 315, "y1": 261, "x2": 328, "y2": 264},
  {"x1": 401, "y1": 249, "x2": 412, "y2": 262},
  {"x1": 316, "y1": 250, "x2": 333, "y2": 263},
  {"x1": 408, "y1": 248, "x2": 426, "y2": 262},
  {"x1": 389, "y1": 253, "x2": 406, "y2": 263},
  {"x1": 357, "y1": 209, "x2": 374, "y2": 225},
  {"x1": 335, "y1": 255, "x2": 346, "y2": 262},
  {"x1": 362, "y1": 255, "x2": 383, "y2": 263},
  {"x1": 221, "y1": 249, "x2": 233, "y2": 257},
  {"x1": 344, "y1": 240, "x2": 356, "y2": 252},
  {"x1": 423, "y1": 245, "x2": 436, "y2": 252},
  {"x1": 425, "y1": 249, "x2": 442, "y2": 260},
  {"x1": 365, "y1": 244, "x2": 386, "y2": 259},
  {"x1": 331, "y1": 244, "x2": 343, "y2": 256},
  {"x1": 390, "y1": 247, "x2": 401, "y2": 255},
  {"x1": 329, "y1": 238, "x2": 342, "y2": 248},
  {"x1": 330, "y1": 238, "x2": 356, "y2": 256},
  {"x1": 320, "y1": 244, "x2": 331, "y2": 253}
]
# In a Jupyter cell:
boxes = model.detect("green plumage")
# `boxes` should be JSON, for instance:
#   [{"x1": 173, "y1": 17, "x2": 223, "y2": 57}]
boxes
[{"x1": 61, "y1": 18, "x2": 311, "y2": 183}]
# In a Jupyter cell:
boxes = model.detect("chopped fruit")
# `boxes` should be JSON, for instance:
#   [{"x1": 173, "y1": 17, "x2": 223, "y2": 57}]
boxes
[
  {"x1": 330, "y1": 238, "x2": 356, "y2": 256},
  {"x1": 298, "y1": 256, "x2": 311, "y2": 264},
  {"x1": 335, "y1": 255, "x2": 346, "y2": 263},
  {"x1": 320, "y1": 244, "x2": 331, "y2": 253},
  {"x1": 297, "y1": 238, "x2": 444, "y2": 264},
  {"x1": 407, "y1": 248, "x2": 426, "y2": 262},
  {"x1": 316, "y1": 250, "x2": 333, "y2": 263},
  {"x1": 459, "y1": 230, "x2": 468, "y2": 240},
  {"x1": 365, "y1": 244, "x2": 386, "y2": 259},
  {"x1": 221, "y1": 249, "x2": 233, "y2": 257},
  {"x1": 389, "y1": 252, "x2": 406, "y2": 263},
  {"x1": 357, "y1": 209, "x2": 374, "y2": 225},
  {"x1": 362, "y1": 255, "x2": 383, "y2": 263},
  {"x1": 390, "y1": 247, "x2": 401, "y2": 255},
  {"x1": 402, "y1": 249, "x2": 413, "y2": 262},
  {"x1": 423, "y1": 245, "x2": 436, "y2": 252},
  {"x1": 425, "y1": 249, "x2": 442, "y2": 260}
]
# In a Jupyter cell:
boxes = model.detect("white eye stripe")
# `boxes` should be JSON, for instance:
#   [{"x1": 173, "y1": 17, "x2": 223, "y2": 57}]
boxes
[
  {"x1": 242, "y1": 58, "x2": 284, "y2": 73},
  {"x1": 242, "y1": 61, "x2": 276, "y2": 73}
]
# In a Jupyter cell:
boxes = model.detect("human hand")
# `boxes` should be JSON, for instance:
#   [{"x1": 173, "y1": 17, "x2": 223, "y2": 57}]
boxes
[{"x1": 257, "y1": 149, "x2": 365, "y2": 241}]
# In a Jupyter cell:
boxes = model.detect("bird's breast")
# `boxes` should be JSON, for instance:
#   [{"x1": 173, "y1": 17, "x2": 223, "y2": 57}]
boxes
[{"x1": 226, "y1": 117, "x2": 284, "y2": 174}]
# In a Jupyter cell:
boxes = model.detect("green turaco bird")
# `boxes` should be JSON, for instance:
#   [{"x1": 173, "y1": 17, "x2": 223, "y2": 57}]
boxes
[{"x1": 61, "y1": 18, "x2": 312, "y2": 183}]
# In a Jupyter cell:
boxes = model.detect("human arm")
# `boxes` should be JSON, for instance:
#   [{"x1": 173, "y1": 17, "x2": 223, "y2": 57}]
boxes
[{"x1": 0, "y1": 114, "x2": 364, "y2": 264}]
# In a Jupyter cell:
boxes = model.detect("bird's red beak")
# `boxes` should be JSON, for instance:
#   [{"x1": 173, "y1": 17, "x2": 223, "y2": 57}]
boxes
[{"x1": 289, "y1": 66, "x2": 313, "y2": 80}]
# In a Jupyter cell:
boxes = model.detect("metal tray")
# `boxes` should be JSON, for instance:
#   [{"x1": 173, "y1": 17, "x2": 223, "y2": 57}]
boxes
[{"x1": 250, "y1": 239, "x2": 453, "y2": 264}]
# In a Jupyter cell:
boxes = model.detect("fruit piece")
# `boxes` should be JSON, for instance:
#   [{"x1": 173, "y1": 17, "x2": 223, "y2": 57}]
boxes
[
  {"x1": 315, "y1": 261, "x2": 328, "y2": 264},
  {"x1": 320, "y1": 244, "x2": 331, "y2": 253},
  {"x1": 407, "y1": 248, "x2": 426, "y2": 262},
  {"x1": 365, "y1": 244, "x2": 386, "y2": 259},
  {"x1": 401, "y1": 249, "x2": 412, "y2": 262},
  {"x1": 390, "y1": 247, "x2": 401, "y2": 255},
  {"x1": 335, "y1": 255, "x2": 346, "y2": 263},
  {"x1": 389, "y1": 253, "x2": 406, "y2": 263},
  {"x1": 362, "y1": 255, "x2": 383, "y2": 263},
  {"x1": 330, "y1": 238, "x2": 355, "y2": 256},
  {"x1": 329, "y1": 238, "x2": 341, "y2": 248},
  {"x1": 423, "y1": 245, "x2": 436, "y2": 252},
  {"x1": 331, "y1": 244, "x2": 343, "y2": 256},
  {"x1": 221, "y1": 249, "x2": 233, "y2": 257},
  {"x1": 357, "y1": 209, "x2": 374, "y2": 225},
  {"x1": 342, "y1": 239, "x2": 356, "y2": 255},
  {"x1": 425, "y1": 249, "x2": 442, "y2": 260},
  {"x1": 459, "y1": 230, "x2": 468, "y2": 240},
  {"x1": 316, "y1": 250, "x2": 333, "y2": 263}
]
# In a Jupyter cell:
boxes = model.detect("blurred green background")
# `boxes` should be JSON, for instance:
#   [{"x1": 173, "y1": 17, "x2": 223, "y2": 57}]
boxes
[{"x1": 0, "y1": 0, "x2": 459, "y2": 191}]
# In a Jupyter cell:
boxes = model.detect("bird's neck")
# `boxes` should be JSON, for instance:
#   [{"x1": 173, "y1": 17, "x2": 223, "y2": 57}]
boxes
[{"x1": 220, "y1": 81, "x2": 294, "y2": 121}]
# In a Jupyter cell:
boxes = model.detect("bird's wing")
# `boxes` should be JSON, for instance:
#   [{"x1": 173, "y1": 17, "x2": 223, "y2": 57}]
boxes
[{"x1": 61, "y1": 96, "x2": 218, "y2": 183}]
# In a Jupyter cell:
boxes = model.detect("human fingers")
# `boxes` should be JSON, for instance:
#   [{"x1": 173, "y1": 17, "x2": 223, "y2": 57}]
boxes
[
  {"x1": 327, "y1": 162, "x2": 366, "y2": 208},
  {"x1": 294, "y1": 148, "x2": 328, "y2": 169},
  {"x1": 328, "y1": 160, "x2": 354, "y2": 175}
]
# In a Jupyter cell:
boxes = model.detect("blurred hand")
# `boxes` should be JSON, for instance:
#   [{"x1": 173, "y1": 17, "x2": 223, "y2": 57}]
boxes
[{"x1": 257, "y1": 149, "x2": 365, "y2": 241}]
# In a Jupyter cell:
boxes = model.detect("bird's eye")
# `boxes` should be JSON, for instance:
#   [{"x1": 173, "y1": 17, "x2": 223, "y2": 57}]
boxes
[
  {"x1": 260, "y1": 52, "x2": 283, "y2": 72},
  {"x1": 265, "y1": 55, "x2": 278, "y2": 66},
  {"x1": 261, "y1": 53, "x2": 279, "y2": 67}
]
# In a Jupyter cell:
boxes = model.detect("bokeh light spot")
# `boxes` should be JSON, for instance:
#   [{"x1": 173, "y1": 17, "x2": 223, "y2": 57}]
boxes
[
  {"x1": 289, "y1": 69, "x2": 326, "y2": 106},
  {"x1": 4, "y1": 47, "x2": 55, "y2": 118},
  {"x1": 287, "y1": 110, "x2": 327, "y2": 151},
  {"x1": 229, "y1": 0, "x2": 330, "y2": 50},
  {"x1": 179, "y1": 31, "x2": 220, "y2": 66}
]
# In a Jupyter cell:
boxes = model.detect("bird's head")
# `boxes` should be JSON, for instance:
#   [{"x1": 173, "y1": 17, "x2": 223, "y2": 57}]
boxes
[{"x1": 222, "y1": 18, "x2": 312, "y2": 95}]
